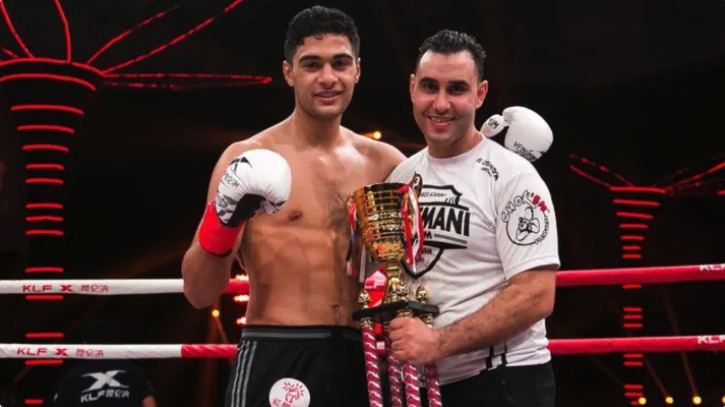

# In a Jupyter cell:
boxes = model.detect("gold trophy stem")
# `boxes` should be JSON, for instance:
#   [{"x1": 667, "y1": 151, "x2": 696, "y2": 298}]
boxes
[{"x1": 384, "y1": 264, "x2": 406, "y2": 303}]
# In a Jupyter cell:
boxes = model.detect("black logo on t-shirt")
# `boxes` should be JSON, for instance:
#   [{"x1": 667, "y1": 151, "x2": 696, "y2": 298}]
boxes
[
  {"x1": 501, "y1": 190, "x2": 549, "y2": 246},
  {"x1": 475, "y1": 158, "x2": 499, "y2": 180},
  {"x1": 403, "y1": 185, "x2": 470, "y2": 278}
]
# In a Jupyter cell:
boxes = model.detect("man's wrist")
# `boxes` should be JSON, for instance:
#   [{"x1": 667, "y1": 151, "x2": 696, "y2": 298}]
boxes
[
  {"x1": 433, "y1": 328, "x2": 447, "y2": 360},
  {"x1": 198, "y1": 200, "x2": 243, "y2": 256}
]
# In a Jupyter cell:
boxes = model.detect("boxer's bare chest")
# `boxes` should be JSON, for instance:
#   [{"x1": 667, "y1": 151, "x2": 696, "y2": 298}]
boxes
[{"x1": 284, "y1": 147, "x2": 370, "y2": 230}]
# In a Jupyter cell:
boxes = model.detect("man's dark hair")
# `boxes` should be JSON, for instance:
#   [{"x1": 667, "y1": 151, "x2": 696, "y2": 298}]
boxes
[
  {"x1": 284, "y1": 5, "x2": 360, "y2": 63},
  {"x1": 416, "y1": 29, "x2": 487, "y2": 81}
]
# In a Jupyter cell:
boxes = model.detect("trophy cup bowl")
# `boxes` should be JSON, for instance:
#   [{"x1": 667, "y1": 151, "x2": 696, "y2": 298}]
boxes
[
  {"x1": 351, "y1": 182, "x2": 408, "y2": 262},
  {"x1": 350, "y1": 182, "x2": 438, "y2": 323}
]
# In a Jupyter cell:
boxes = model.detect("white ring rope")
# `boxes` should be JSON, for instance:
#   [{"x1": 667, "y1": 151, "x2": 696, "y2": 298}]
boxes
[
  {"x1": 1, "y1": 262, "x2": 723, "y2": 295},
  {"x1": 0, "y1": 279, "x2": 248, "y2": 295},
  {"x1": 3, "y1": 336, "x2": 725, "y2": 360}
]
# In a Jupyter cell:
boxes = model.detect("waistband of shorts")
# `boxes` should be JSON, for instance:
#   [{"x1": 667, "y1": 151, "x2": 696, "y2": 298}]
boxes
[{"x1": 240, "y1": 325, "x2": 362, "y2": 341}]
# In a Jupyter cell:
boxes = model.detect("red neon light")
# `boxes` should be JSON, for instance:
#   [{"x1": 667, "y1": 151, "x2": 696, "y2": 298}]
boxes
[
  {"x1": 102, "y1": 81, "x2": 180, "y2": 90},
  {"x1": 0, "y1": 0, "x2": 34, "y2": 57},
  {"x1": 25, "y1": 295, "x2": 64, "y2": 301},
  {"x1": 104, "y1": 73, "x2": 273, "y2": 86},
  {"x1": 613, "y1": 199, "x2": 661, "y2": 207},
  {"x1": 610, "y1": 186, "x2": 666, "y2": 194},
  {"x1": 623, "y1": 307, "x2": 642, "y2": 312},
  {"x1": 101, "y1": 0, "x2": 246, "y2": 74},
  {"x1": 570, "y1": 154, "x2": 633, "y2": 185},
  {"x1": 622, "y1": 284, "x2": 642, "y2": 289},
  {"x1": 0, "y1": 58, "x2": 102, "y2": 76},
  {"x1": 629, "y1": 401, "x2": 640, "y2": 406},
  {"x1": 23, "y1": 144, "x2": 69, "y2": 152},
  {"x1": 12, "y1": 104, "x2": 84, "y2": 115},
  {"x1": 26, "y1": 230, "x2": 64, "y2": 236},
  {"x1": 26, "y1": 216, "x2": 63, "y2": 222},
  {"x1": 719, "y1": 190, "x2": 725, "y2": 196},
  {"x1": 619, "y1": 223, "x2": 649, "y2": 229},
  {"x1": 103, "y1": 80, "x2": 271, "y2": 90},
  {"x1": 0, "y1": 73, "x2": 96, "y2": 91},
  {"x1": 623, "y1": 353, "x2": 643, "y2": 358},
  {"x1": 107, "y1": 72, "x2": 267, "y2": 79},
  {"x1": 86, "y1": 5, "x2": 180, "y2": 65},
  {"x1": 623, "y1": 315, "x2": 643, "y2": 320},
  {"x1": 24, "y1": 399, "x2": 44, "y2": 405},
  {"x1": 26, "y1": 203, "x2": 63, "y2": 209},
  {"x1": 616, "y1": 211, "x2": 653, "y2": 220},
  {"x1": 624, "y1": 392, "x2": 644, "y2": 398},
  {"x1": 26, "y1": 178, "x2": 64, "y2": 185},
  {"x1": 623, "y1": 254, "x2": 643, "y2": 260},
  {"x1": 26, "y1": 332, "x2": 64, "y2": 339},
  {"x1": 569, "y1": 165, "x2": 612, "y2": 188},
  {"x1": 0, "y1": 44, "x2": 18, "y2": 58},
  {"x1": 25, "y1": 359, "x2": 63, "y2": 366},
  {"x1": 623, "y1": 361, "x2": 643, "y2": 367},
  {"x1": 17, "y1": 124, "x2": 75, "y2": 134},
  {"x1": 52, "y1": 0, "x2": 72, "y2": 62},
  {"x1": 669, "y1": 161, "x2": 725, "y2": 189},
  {"x1": 623, "y1": 323, "x2": 643, "y2": 329},
  {"x1": 621, "y1": 235, "x2": 645, "y2": 241},
  {"x1": 624, "y1": 384, "x2": 644, "y2": 390},
  {"x1": 622, "y1": 245, "x2": 642, "y2": 251},
  {"x1": 26, "y1": 164, "x2": 65, "y2": 171},
  {"x1": 25, "y1": 266, "x2": 64, "y2": 273}
]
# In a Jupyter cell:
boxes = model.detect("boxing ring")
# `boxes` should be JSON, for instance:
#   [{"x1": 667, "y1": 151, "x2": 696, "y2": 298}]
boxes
[{"x1": 1, "y1": 262, "x2": 724, "y2": 406}]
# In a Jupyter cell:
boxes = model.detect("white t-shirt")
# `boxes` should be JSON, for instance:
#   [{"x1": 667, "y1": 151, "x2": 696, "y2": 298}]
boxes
[{"x1": 386, "y1": 136, "x2": 560, "y2": 385}]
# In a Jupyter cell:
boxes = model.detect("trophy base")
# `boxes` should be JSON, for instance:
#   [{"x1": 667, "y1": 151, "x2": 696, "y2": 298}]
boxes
[{"x1": 353, "y1": 300, "x2": 439, "y2": 324}]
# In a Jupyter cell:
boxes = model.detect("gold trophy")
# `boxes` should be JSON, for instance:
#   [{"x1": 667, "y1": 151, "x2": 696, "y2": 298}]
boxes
[
  {"x1": 349, "y1": 178, "x2": 438, "y2": 321},
  {"x1": 349, "y1": 177, "x2": 439, "y2": 407}
]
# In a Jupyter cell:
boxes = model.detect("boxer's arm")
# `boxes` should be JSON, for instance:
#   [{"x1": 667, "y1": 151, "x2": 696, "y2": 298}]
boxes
[
  {"x1": 181, "y1": 143, "x2": 251, "y2": 309},
  {"x1": 377, "y1": 142, "x2": 407, "y2": 180}
]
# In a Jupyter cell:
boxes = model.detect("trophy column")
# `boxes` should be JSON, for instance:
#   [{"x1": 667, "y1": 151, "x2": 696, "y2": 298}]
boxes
[{"x1": 358, "y1": 290, "x2": 385, "y2": 407}]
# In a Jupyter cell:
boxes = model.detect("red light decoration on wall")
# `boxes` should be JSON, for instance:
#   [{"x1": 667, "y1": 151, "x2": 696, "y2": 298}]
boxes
[
  {"x1": 1, "y1": 1, "x2": 270, "y2": 403},
  {"x1": 570, "y1": 153, "x2": 725, "y2": 405}
]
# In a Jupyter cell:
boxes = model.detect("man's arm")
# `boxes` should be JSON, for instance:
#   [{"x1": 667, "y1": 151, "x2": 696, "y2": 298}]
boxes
[
  {"x1": 434, "y1": 169, "x2": 561, "y2": 355},
  {"x1": 182, "y1": 144, "x2": 246, "y2": 308},
  {"x1": 436, "y1": 266, "x2": 556, "y2": 357},
  {"x1": 388, "y1": 267, "x2": 556, "y2": 364},
  {"x1": 390, "y1": 170, "x2": 559, "y2": 364},
  {"x1": 374, "y1": 141, "x2": 407, "y2": 181}
]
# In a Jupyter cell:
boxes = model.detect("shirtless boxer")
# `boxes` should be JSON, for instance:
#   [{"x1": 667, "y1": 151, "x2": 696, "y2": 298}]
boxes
[{"x1": 181, "y1": 6, "x2": 405, "y2": 407}]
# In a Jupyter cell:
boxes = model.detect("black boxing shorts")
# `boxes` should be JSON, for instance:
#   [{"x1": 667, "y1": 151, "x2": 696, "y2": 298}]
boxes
[{"x1": 224, "y1": 325, "x2": 368, "y2": 407}]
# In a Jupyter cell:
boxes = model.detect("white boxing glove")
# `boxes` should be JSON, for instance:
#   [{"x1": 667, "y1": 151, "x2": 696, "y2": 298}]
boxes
[
  {"x1": 481, "y1": 106, "x2": 553, "y2": 162},
  {"x1": 216, "y1": 149, "x2": 291, "y2": 224},
  {"x1": 200, "y1": 149, "x2": 291, "y2": 256}
]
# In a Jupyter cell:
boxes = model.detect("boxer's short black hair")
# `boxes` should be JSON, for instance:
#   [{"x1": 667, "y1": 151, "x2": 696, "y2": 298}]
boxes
[{"x1": 284, "y1": 5, "x2": 360, "y2": 63}]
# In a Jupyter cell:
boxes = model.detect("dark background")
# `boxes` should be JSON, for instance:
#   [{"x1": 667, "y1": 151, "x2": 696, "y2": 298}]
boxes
[{"x1": 1, "y1": 0, "x2": 724, "y2": 406}]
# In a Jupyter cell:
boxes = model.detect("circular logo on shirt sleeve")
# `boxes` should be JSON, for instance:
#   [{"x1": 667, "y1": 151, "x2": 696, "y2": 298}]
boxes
[
  {"x1": 268, "y1": 378, "x2": 310, "y2": 407},
  {"x1": 501, "y1": 190, "x2": 550, "y2": 246}
]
